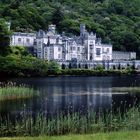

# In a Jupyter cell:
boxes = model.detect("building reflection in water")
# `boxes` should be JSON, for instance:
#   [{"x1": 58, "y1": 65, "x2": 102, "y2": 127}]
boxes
[
  {"x1": 2, "y1": 76, "x2": 140, "y2": 118},
  {"x1": 43, "y1": 77, "x2": 113, "y2": 117}
]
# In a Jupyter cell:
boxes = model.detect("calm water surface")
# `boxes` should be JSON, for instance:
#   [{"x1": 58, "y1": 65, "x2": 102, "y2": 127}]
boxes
[{"x1": 0, "y1": 76, "x2": 140, "y2": 118}]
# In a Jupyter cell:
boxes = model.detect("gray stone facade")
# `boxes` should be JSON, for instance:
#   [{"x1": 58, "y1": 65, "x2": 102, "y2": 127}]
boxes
[
  {"x1": 57, "y1": 60, "x2": 140, "y2": 70},
  {"x1": 34, "y1": 24, "x2": 112, "y2": 61},
  {"x1": 113, "y1": 51, "x2": 136, "y2": 60},
  {"x1": 10, "y1": 23, "x2": 140, "y2": 69}
]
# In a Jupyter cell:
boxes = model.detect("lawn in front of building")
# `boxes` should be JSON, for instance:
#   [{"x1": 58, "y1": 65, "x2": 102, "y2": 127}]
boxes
[{"x1": 1, "y1": 131, "x2": 140, "y2": 140}]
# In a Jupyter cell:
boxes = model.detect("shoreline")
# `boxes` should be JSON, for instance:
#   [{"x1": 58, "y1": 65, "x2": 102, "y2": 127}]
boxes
[{"x1": 0, "y1": 69, "x2": 139, "y2": 78}]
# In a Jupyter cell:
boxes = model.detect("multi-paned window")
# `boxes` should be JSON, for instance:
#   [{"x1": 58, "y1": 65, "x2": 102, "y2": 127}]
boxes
[
  {"x1": 18, "y1": 38, "x2": 21, "y2": 42},
  {"x1": 107, "y1": 48, "x2": 110, "y2": 53},
  {"x1": 26, "y1": 38, "x2": 30, "y2": 43},
  {"x1": 90, "y1": 45, "x2": 93, "y2": 50},
  {"x1": 58, "y1": 54, "x2": 61, "y2": 59},
  {"x1": 96, "y1": 48, "x2": 101, "y2": 56},
  {"x1": 38, "y1": 41, "x2": 41, "y2": 45},
  {"x1": 73, "y1": 46, "x2": 76, "y2": 51},
  {"x1": 78, "y1": 47, "x2": 80, "y2": 51},
  {"x1": 58, "y1": 47, "x2": 61, "y2": 52}
]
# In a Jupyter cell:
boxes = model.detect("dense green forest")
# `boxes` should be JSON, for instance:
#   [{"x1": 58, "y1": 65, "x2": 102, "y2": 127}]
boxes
[{"x1": 0, "y1": 0, "x2": 140, "y2": 56}]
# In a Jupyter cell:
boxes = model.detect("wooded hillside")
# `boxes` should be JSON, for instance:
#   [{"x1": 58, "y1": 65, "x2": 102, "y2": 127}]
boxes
[{"x1": 0, "y1": 0, "x2": 140, "y2": 56}]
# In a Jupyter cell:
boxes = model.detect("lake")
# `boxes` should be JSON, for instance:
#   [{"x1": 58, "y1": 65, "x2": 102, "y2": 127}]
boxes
[{"x1": 0, "y1": 76, "x2": 140, "y2": 118}]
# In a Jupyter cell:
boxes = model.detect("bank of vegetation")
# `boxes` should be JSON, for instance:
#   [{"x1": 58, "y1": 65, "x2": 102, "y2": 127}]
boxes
[
  {"x1": 0, "y1": 45, "x2": 137, "y2": 77},
  {"x1": 0, "y1": 57, "x2": 137, "y2": 77},
  {"x1": 60, "y1": 68, "x2": 136, "y2": 76},
  {"x1": 0, "y1": 56, "x2": 137, "y2": 77},
  {"x1": 1, "y1": 107, "x2": 140, "y2": 137},
  {"x1": 112, "y1": 87, "x2": 140, "y2": 93},
  {"x1": 0, "y1": 45, "x2": 61, "y2": 77},
  {"x1": 0, "y1": 55, "x2": 137, "y2": 77},
  {"x1": 0, "y1": 82, "x2": 38, "y2": 101}
]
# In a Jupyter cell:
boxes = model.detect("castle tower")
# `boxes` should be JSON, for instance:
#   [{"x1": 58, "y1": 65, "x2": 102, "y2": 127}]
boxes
[
  {"x1": 48, "y1": 24, "x2": 56, "y2": 34},
  {"x1": 80, "y1": 24, "x2": 86, "y2": 37}
]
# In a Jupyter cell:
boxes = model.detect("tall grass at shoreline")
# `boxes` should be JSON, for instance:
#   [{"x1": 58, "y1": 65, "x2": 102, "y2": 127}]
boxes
[
  {"x1": 1, "y1": 107, "x2": 140, "y2": 137},
  {"x1": 0, "y1": 82, "x2": 38, "y2": 101},
  {"x1": 112, "y1": 87, "x2": 140, "y2": 93}
]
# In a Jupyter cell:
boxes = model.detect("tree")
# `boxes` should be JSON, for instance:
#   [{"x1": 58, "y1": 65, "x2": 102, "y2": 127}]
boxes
[
  {"x1": 0, "y1": 20, "x2": 11, "y2": 56},
  {"x1": 10, "y1": 46, "x2": 29, "y2": 57},
  {"x1": 62, "y1": 63, "x2": 66, "y2": 69},
  {"x1": 51, "y1": 6, "x2": 64, "y2": 33},
  {"x1": 0, "y1": 0, "x2": 140, "y2": 57},
  {"x1": 48, "y1": 61, "x2": 61, "y2": 74}
]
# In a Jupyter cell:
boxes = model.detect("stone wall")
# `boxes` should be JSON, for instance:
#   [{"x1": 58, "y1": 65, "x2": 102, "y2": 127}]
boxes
[
  {"x1": 56, "y1": 60, "x2": 140, "y2": 70},
  {"x1": 112, "y1": 51, "x2": 136, "y2": 60}
]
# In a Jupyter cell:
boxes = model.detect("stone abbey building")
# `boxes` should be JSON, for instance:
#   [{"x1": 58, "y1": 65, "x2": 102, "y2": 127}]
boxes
[
  {"x1": 11, "y1": 24, "x2": 140, "y2": 69},
  {"x1": 11, "y1": 24, "x2": 112, "y2": 61},
  {"x1": 35, "y1": 24, "x2": 112, "y2": 61}
]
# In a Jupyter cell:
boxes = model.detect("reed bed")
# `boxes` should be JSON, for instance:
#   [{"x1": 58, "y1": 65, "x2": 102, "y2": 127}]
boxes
[
  {"x1": 112, "y1": 87, "x2": 140, "y2": 93},
  {"x1": 0, "y1": 82, "x2": 38, "y2": 101},
  {"x1": 0, "y1": 107, "x2": 140, "y2": 137}
]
